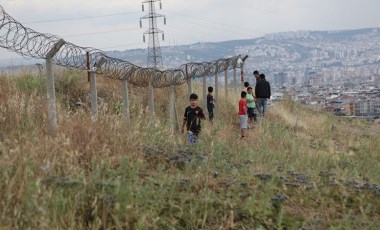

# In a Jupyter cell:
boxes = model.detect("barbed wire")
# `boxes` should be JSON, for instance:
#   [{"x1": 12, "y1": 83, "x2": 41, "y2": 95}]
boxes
[{"x1": 0, "y1": 5, "x2": 243, "y2": 88}]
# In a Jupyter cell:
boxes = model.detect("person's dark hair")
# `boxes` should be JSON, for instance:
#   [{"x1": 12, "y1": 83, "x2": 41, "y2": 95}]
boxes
[
  {"x1": 208, "y1": 86, "x2": 213, "y2": 93},
  {"x1": 189, "y1": 93, "x2": 198, "y2": 100},
  {"x1": 241, "y1": 91, "x2": 247, "y2": 98},
  {"x1": 259, "y1": 74, "x2": 265, "y2": 79},
  {"x1": 253, "y1": 70, "x2": 259, "y2": 75},
  {"x1": 244, "y1": 82, "x2": 249, "y2": 87},
  {"x1": 247, "y1": 86, "x2": 252, "y2": 91}
]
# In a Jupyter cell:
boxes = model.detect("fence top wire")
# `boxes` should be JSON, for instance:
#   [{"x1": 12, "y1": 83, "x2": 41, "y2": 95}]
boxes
[{"x1": 0, "y1": 5, "x2": 244, "y2": 88}]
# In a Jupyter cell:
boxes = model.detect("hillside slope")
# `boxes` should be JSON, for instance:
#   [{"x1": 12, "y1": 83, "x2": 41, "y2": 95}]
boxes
[{"x1": 0, "y1": 71, "x2": 379, "y2": 229}]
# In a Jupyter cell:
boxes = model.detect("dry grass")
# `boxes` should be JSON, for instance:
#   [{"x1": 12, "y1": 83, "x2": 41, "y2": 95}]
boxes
[{"x1": 0, "y1": 70, "x2": 379, "y2": 229}]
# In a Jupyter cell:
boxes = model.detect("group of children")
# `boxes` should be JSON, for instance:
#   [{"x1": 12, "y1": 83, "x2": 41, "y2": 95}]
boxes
[
  {"x1": 181, "y1": 70, "x2": 269, "y2": 143},
  {"x1": 238, "y1": 70, "x2": 271, "y2": 139},
  {"x1": 238, "y1": 83, "x2": 257, "y2": 139}
]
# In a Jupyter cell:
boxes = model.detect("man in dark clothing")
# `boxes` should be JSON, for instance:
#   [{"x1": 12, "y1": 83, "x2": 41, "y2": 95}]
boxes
[
  {"x1": 253, "y1": 70, "x2": 260, "y2": 83},
  {"x1": 255, "y1": 73, "x2": 271, "y2": 117},
  {"x1": 207, "y1": 86, "x2": 215, "y2": 122},
  {"x1": 181, "y1": 93, "x2": 206, "y2": 143}
]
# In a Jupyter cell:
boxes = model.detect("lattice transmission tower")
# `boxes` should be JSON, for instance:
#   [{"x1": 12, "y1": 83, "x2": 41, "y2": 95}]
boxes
[{"x1": 140, "y1": 0, "x2": 166, "y2": 69}]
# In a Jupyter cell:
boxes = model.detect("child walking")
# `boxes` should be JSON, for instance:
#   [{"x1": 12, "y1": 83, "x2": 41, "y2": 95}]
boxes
[
  {"x1": 246, "y1": 87, "x2": 256, "y2": 124},
  {"x1": 181, "y1": 93, "x2": 206, "y2": 143},
  {"x1": 207, "y1": 86, "x2": 215, "y2": 123},
  {"x1": 238, "y1": 91, "x2": 248, "y2": 139}
]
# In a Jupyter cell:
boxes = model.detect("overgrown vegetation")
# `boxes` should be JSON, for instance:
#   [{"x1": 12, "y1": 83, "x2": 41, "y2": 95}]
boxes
[{"x1": 0, "y1": 71, "x2": 379, "y2": 229}]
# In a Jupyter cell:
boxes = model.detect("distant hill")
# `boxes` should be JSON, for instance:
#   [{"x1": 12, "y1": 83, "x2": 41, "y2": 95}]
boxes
[
  {"x1": 101, "y1": 27, "x2": 380, "y2": 69},
  {"x1": 1, "y1": 27, "x2": 379, "y2": 70}
]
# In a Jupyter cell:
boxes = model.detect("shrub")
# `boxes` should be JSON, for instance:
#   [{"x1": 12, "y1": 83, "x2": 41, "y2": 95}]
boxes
[
  {"x1": 55, "y1": 69, "x2": 82, "y2": 95},
  {"x1": 14, "y1": 75, "x2": 46, "y2": 95}
]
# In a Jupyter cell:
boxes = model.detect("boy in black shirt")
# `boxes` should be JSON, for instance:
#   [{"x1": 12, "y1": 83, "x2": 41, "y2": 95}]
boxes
[
  {"x1": 207, "y1": 86, "x2": 215, "y2": 122},
  {"x1": 181, "y1": 93, "x2": 206, "y2": 143}
]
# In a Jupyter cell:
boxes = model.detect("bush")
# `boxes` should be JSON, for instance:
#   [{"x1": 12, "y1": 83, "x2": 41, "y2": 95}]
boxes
[
  {"x1": 55, "y1": 69, "x2": 82, "y2": 95},
  {"x1": 14, "y1": 75, "x2": 46, "y2": 95}
]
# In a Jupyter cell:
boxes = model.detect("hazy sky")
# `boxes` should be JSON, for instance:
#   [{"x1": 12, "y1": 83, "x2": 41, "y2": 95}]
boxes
[{"x1": 0, "y1": 0, "x2": 379, "y2": 64}]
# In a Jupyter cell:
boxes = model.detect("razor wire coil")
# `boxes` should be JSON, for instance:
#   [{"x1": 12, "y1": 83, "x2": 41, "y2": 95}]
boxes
[{"x1": 0, "y1": 5, "x2": 243, "y2": 88}]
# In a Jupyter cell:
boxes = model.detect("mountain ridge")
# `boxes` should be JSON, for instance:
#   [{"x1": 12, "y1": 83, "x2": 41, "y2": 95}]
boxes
[{"x1": 1, "y1": 27, "x2": 379, "y2": 69}]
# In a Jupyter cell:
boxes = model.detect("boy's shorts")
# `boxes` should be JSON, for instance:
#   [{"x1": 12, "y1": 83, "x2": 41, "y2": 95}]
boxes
[
  {"x1": 207, "y1": 107, "x2": 214, "y2": 121},
  {"x1": 239, "y1": 115, "x2": 248, "y2": 129},
  {"x1": 248, "y1": 107, "x2": 255, "y2": 118},
  {"x1": 187, "y1": 131, "x2": 198, "y2": 144}
]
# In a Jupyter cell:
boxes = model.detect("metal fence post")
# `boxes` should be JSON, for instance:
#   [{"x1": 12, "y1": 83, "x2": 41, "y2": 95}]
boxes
[{"x1": 86, "y1": 51, "x2": 90, "y2": 82}]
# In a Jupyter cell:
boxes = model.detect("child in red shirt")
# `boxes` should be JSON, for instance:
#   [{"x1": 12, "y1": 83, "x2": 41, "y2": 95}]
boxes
[{"x1": 238, "y1": 91, "x2": 248, "y2": 139}]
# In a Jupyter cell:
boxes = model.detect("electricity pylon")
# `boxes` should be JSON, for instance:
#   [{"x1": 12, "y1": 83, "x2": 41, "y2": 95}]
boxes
[{"x1": 140, "y1": 0, "x2": 166, "y2": 69}]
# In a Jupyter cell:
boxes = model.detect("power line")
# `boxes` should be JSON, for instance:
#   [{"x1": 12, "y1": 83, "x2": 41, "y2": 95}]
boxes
[
  {"x1": 164, "y1": 10, "x2": 262, "y2": 36},
  {"x1": 22, "y1": 9, "x2": 256, "y2": 41},
  {"x1": 21, "y1": 8, "x2": 260, "y2": 39},
  {"x1": 164, "y1": 32, "x2": 199, "y2": 44},
  {"x1": 100, "y1": 42, "x2": 143, "y2": 50},
  {"x1": 176, "y1": 18, "x2": 257, "y2": 39},
  {"x1": 23, "y1": 8, "x2": 257, "y2": 38},
  {"x1": 23, "y1": 11, "x2": 140, "y2": 24},
  {"x1": 17, "y1": 7, "x2": 256, "y2": 51},
  {"x1": 165, "y1": 24, "x2": 229, "y2": 42},
  {"x1": 63, "y1": 27, "x2": 140, "y2": 38}
]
